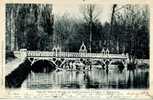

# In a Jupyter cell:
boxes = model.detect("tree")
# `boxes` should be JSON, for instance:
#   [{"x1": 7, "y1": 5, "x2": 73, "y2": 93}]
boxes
[
  {"x1": 6, "y1": 4, "x2": 54, "y2": 51},
  {"x1": 54, "y1": 14, "x2": 80, "y2": 51},
  {"x1": 113, "y1": 5, "x2": 149, "y2": 58},
  {"x1": 109, "y1": 4, "x2": 117, "y2": 53},
  {"x1": 80, "y1": 4, "x2": 101, "y2": 53}
]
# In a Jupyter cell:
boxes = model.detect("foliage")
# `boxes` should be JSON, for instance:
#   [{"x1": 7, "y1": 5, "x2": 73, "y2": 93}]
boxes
[
  {"x1": 6, "y1": 4, "x2": 149, "y2": 59},
  {"x1": 113, "y1": 5, "x2": 149, "y2": 58},
  {"x1": 6, "y1": 4, "x2": 53, "y2": 51}
]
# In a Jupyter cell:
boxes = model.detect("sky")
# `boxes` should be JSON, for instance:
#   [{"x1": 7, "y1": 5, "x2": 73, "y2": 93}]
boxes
[{"x1": 53, "y1": 4, "x2": 113, "y2": 24}]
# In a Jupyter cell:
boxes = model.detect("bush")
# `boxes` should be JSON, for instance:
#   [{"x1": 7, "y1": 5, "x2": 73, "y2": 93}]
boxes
[{"x1": 137, "y1": 63, "x2": 149, "y2": 69}]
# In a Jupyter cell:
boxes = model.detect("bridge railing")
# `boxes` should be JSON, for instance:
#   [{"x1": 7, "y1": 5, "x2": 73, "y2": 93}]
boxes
[
  {"x1": 29, "y1": 51, "x2": 55, "y2": 57},
  {"x1": 26, "y1": 51, "x2": 128, "y2": 59}
]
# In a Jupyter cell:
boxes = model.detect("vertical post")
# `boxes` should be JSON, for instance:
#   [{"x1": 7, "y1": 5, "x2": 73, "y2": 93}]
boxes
[
  {"x1": 20, "y1": 49, "x2": 27, "y2": 61},
  {"x1": 116, "y1": 40, "x2": 119, "y2": 53},
  {"x1": 126, "y1": 53, "x2": 129, "y2": 64}
]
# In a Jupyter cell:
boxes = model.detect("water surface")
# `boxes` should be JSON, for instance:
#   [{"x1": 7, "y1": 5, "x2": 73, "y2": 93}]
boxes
[{"x1": 26, "y1": 66, "x2": 149, "y2": 89}]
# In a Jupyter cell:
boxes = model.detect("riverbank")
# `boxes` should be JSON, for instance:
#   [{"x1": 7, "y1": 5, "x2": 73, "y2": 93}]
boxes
[{"x1": 5, "y1": 58, "x2": 23, "y2": 76}]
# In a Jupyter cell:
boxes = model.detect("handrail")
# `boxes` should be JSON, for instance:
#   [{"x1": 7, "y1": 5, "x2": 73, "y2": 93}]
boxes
[
  {"x1": 21, "y1": 51, "x2": 128, "y2": 59},
  {"x1": 14, "y1": 50, "x2": 128, "y2": 59}
]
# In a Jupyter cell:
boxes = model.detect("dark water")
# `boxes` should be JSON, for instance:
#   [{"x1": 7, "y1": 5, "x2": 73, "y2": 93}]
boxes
[{"x1": 27, "y1": 67, "x2": 149, "y2": 89}]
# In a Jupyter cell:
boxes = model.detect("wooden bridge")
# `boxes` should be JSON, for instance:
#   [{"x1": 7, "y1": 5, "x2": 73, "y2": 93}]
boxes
[{"x1": 14, "y1": 49, "x2": 129, "y2": 69}]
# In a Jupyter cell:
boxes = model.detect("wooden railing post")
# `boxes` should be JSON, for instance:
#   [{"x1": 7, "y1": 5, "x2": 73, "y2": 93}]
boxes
[{"x1": 20, "y1": 49, "x2": 27, "y2": 61}]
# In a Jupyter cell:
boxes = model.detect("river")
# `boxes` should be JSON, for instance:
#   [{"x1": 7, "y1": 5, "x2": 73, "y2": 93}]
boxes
[{"x1": 26, "y1": 67, "x2": 149, "y2": 89}]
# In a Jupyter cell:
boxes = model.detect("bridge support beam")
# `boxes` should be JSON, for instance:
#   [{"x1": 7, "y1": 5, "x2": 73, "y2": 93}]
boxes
[{"x1": 27, "y1": 58, "x2": 39, "y2": 66}]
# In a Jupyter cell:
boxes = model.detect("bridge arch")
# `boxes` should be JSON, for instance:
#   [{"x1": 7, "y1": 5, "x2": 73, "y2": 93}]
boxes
[{"x1": 31, "y1": 59, "x2": 56, "y2": 73}]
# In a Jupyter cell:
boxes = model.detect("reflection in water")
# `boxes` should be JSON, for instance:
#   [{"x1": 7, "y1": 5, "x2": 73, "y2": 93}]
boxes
[{"x1": 27, "y1": 66, "x2": 149, "y2": 89}]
